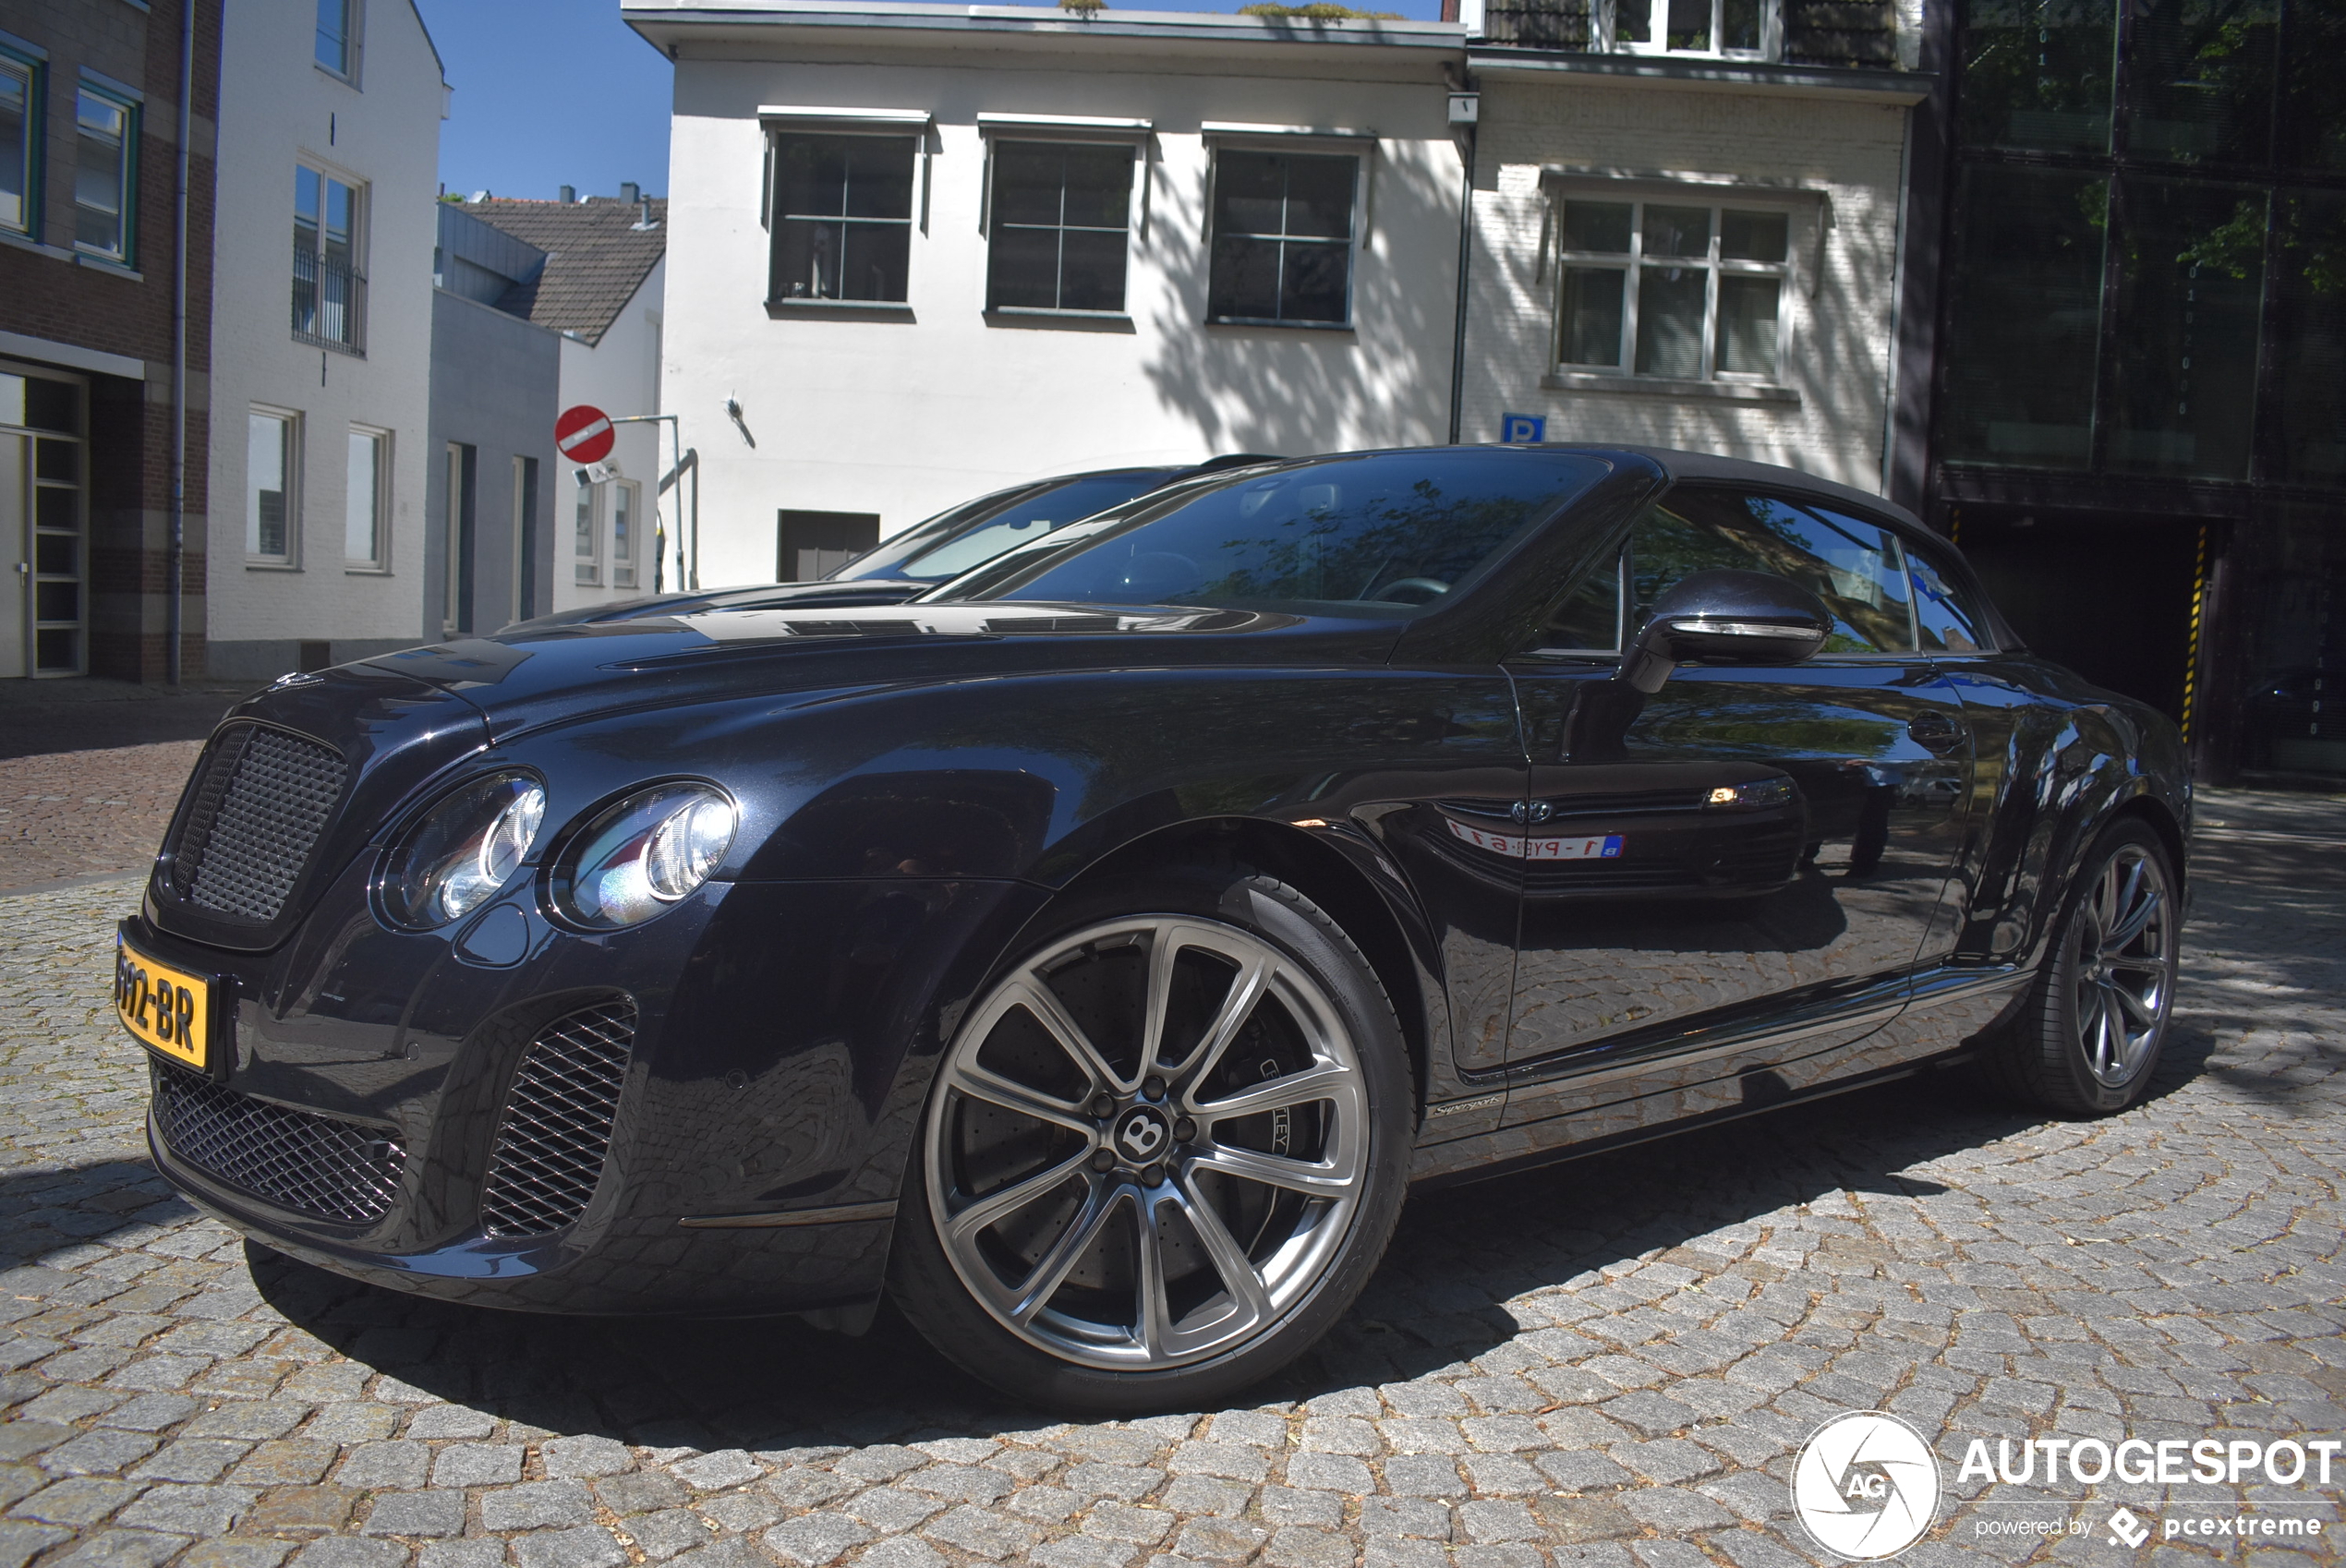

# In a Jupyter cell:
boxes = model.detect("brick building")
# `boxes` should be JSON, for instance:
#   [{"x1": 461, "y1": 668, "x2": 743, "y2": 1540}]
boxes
[{"x1": 0, "y1": 0, "x2": 222, "y2": 682}]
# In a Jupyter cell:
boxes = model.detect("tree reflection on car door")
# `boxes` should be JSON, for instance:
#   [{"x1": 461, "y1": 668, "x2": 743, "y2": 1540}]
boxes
[{"x1": 1496, "y1": 490, "x2": 1976, "y2": 1145}]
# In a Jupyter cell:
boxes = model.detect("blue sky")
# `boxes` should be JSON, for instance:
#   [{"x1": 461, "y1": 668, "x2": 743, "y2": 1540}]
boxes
[{"x1": 414, "y1": 0, "x2": 1444, "y2": 201}]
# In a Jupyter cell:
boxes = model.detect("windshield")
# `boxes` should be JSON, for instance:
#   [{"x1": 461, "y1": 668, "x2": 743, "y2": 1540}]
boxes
[
  {"x1": 931, "y1": 449, "x2": 1612, "y2": 616},
  {"x1": 835, "y1": 470, "x2": 1179, "y2": 583}
]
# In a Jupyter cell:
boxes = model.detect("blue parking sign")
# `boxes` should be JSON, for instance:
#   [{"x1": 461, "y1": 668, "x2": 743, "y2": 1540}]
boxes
[{"x1": 1500, "y1": 414, "x2": 1545, "y2": 444}]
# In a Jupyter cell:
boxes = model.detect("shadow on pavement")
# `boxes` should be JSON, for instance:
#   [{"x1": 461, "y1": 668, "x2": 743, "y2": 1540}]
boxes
[{"x1": 0, "y1": 678, "x2": 248, "y2": 761}]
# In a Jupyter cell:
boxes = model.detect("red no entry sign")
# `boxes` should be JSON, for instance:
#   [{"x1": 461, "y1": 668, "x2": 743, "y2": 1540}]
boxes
[{"x1": 555, "y1": 404, "x2": 615, "y2": 464}]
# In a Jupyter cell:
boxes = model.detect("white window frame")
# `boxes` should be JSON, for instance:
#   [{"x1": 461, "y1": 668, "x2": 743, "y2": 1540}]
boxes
[
  {"x1": 1595, "y1": 0, "x2": 1782, "y2": 59},
  {"x1": 345, "y1": 424, "x2": 389, "y2": 569},
  {"x1": 1542, "y1": 172, "x2": 1821, "y2": 395},
  {"x1": 611, "y1": 479, "x2": 639, "y2": 589},
  {"x1": 0, "y1": 45, "x2": 41, "y2": 241},
  {"x1": 248, "y1": 407, "x2": 301, "y2": 566},
  {"x1": 574, "y1": 477, "x2": 601, "y2": 586},
  {"x1": 294, "y1": 160, "x2": 368, "y2": 353},
  {"x1": 72, "y1": 80, "x2": 137, "y2": 266},
  {"x1": 1201, "y1": 125, "x2": 1377, "y2": 332},
  {"x1": 316, "y1": 0, "x2": 363, "y2": 83}
]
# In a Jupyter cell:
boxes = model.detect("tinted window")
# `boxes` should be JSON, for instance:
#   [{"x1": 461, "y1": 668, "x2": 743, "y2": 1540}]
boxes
[
  {"x1": 941, "y1": 450, "x2": 1611, "y2": 617},
  {"x1": 1907, "y1": 542, "x2": 1994, "y2": 655},
  {"x1": 1629, "y1": 492, "x2": 1916, "y2": 654},
  {"x1": 898, "y1": 474, "x2": 1173, "y2": 582},
  {"x1": 1540, "y1": 551, "x2": 1623, "y2": 650}
]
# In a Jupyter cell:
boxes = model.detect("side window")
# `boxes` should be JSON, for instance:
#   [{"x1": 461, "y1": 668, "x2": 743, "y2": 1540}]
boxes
[
  {"x1": 1539, "y1": 549, "x2": 1623, "y2": 650},
  {"x1": 1907, "y1": 539, "x2": 1994, "y2": 654},
  {"x1": 769, "y1": 133, "x2": 916, "y2": 304},
  {"x1": 1627, "y1": 490, "x2": 1916, "y2": 654}
]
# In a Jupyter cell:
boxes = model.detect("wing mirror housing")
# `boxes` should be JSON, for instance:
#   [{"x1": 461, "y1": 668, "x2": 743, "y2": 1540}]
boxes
[{"x1": 1621, "y1": 569, "x2": 1833, "y2": 694}]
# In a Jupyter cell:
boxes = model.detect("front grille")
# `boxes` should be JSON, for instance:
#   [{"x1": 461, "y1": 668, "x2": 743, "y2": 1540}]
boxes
[
  {"x1": 151, "y1": 1060, "x2": 405, "y2": 1225},
  {"x1": 479, "y1": 1001, "x2": 636, "y2": 1237},
  {"x1": 172, "y1": 724, "x2": 348, "y2": 922}
]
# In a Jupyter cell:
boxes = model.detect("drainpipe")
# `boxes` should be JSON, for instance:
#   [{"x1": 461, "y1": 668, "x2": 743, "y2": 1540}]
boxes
[{"x1": 166, "y1": 0, "x2": 194, "y2": 685}]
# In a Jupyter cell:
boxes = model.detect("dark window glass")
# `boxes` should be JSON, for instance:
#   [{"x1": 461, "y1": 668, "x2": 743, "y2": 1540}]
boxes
[
  {"x1": 1667, "y1": 0, "x2": 1712, "y2": 49},
  {"x1": 1939, "y1": 165, "x2": 2108, "y2": 468},
  {"x1": 1628, "y1": 493, "x2": 1915, "y2": 654},
  {"x1": 1907, "y1": 543, "x2": 1993, "y2": 655},
  {"x1": 34, "y1": 628, "x2": 76, "y2": 672},
  {"x1": 34, "y1": 581, "x2": 77, "y2": 621},
  {"x1": 2272, "y1": 188, "x2": 2346, "y2": 482},
  {"x1": 25, "y1": 377, "x2": 78, "y2": 434},
  {"x1": 770, "y1": 134, "x2": 916, "y2": 303},
  {"x1": 900, "y1": 474, "x2": 1169, "y2": 581},
  {"x1": 1, "y1": 54, "x2": 32, "y2": 237},
  {"x1": 986, "y1": 142, "x2": 1133, "y2": 313},
  {"x1": 2280, "y1": 0, "x2": 2346, "y2": 171},
  {"x1": 35, "y1": 534, "x2": 77, "y2": 576},
  {"x1": 2124, "y1": 0, "x2": 2278, "y2": 166},
  {"x1": 34, "y1": 439, "x2": 76, "y2": 482},
  {"x1": 1559, "y1": 269, "x2": 1626, "y2": 365},
  {"x1": 1542, "y1": 551, "x2": 1623, "y2": 649},
  {"x1": 1562, "y1": 200, "x2": 1632, "y2": 252},
  {"x1": 2109, "y1": 178, "x2": 2264, "y2": 478},
  {"x1": 34, "y1": 486, "x2": 74, "y2": 531},
  {"x1": 1207, "y1": 151, "x2": 1357, "y2": 325},
  {"x1": 944, "y1": 450, "x2": 1611, "y2": 617},
  {"x1": 1957, "y1": 0, "x2": 2116, "y2": 152}
]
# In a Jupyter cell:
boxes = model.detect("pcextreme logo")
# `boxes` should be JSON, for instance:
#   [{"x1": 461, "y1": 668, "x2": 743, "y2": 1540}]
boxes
[{"x1": 1792, "y1": 1412, "x2": 1944, "y2": 1561}]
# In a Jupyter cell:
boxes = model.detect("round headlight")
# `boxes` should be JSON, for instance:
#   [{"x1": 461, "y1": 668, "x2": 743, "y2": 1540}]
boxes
[
  {"x1": 550, "y1": 783, "x2": 738, "y2": 930},
  {"x1": 383, "y1": 773, "x2": 547, "y2": 929}
]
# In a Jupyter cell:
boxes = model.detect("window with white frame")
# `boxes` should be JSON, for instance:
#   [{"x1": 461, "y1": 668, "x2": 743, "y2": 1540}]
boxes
[
  {"x1": 574, "y1": 480, "x2": 600, "y2": 585},
  {"x1": 1207, "y1": 149, "x2": 1359, "y2": 327},
  {"x1": 1599, "y1": 0, "x2": 1780, "y2": 56},
  {"x1": 1554, "y1": 198, "x2": 1792, "y2": 383},
  {"x1": 248, "y1": 410, "x2": 298, "y2": 562},
  {"x1": 294, "y1": 164, "x2": 365, "y2": 351},
  {"x1": 769, "y1": 132, "x2": 917, "y2": 303},
  {"x1": 345, "y1": 426, "x2": 387, "y2": 567},
  {"x1": 1, "y1": 49, "x2": 38, "y2": 238},
  {"x1": 73, "y1": 86, "x2": 135, "y2": 263},
  {"x1": 987, "y1": 141, "x2": 1135, "y2": 314},
  {"x1": 315, "y1": 0, "x2": 360, "y2": 78},
  {"x1": 611, "y1": 481, "x2": 638, "y2": 588}
]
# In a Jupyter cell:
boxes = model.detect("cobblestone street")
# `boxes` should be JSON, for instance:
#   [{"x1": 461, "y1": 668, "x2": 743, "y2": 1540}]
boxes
[{"x1": 1, "y1": 789, "x2": 2340, "y2": 1568}]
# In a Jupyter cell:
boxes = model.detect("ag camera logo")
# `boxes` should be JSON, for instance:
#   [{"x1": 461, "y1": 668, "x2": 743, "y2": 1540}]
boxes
[{"x1": 1793, "y1": 1412, "x2": 1943, "y2": 1560}]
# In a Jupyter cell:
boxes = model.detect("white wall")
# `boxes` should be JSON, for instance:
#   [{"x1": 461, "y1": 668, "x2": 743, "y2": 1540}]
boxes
[
  {"x1": 207, "y1": 0, "x2": 442, "y2": 672},
  {"x1": 662, "y1": 45, "x2": 1464, "y2": 589},
  {"x1": 1461, "y1": 77, "x2": 1914, "y2": 493},
  {"x1": 552, "y1": 257, "x2": 666, "y2": 609}
]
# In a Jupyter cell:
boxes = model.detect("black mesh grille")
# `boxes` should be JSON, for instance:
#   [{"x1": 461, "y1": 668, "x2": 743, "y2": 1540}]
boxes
[
  {"x1": 479, "y1": 1001, "x2": 636, "y2": 1237},
  {"x1": 151, "y1": 1060, "x2": 405, "y2": 1225},
  {"x1": 173, "y1": 725, "x2": 347, "y2": 922}
]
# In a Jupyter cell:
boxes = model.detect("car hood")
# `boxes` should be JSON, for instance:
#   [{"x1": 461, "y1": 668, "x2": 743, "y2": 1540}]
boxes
[
  {"x1": 359, "y1": 599, "x2": 1405, "y2": 742},
  {"x1": 504, "y1": 574, "x2": 924, "y2": 631}
]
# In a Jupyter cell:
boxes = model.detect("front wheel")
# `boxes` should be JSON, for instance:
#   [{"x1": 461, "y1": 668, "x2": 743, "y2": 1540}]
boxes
[
  {"x1": 889, "y1": 864, "x2": 1411, "y2": 1414},
  {"x1": 1983, "y1": 817, "x2": 2181, "y2": 1116}
]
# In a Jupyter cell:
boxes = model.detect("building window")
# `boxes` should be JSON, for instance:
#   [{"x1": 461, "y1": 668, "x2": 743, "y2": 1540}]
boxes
[
  {"x1": 345, "y1": 427, "x2": 387, "y2": 567},
  {"x1": 574, "y1": 481, "x2": 600, "y2": 585},
  {"x1": 1207, "y1": 151, "x2": 1357, "y2": 327},
  {"x1": 1554, "y1": 199, "x2": 1791, "y2": 382},
  {"x1": 987, "y1": 141, "x2": 1134, "y2": 314},
  {"x1": 316, "y1": 0, "x2": 359, "y2": 78},
  {"x1": 769, "y1": 133, "x2": 915, "y2": 303},
  {"x1": 1602, "y1": 0, "x2": 1778, "y2": 56},
  {"x1": 0, "y1": 51, "x2": 38, "y2": 238},
  {"x1": 248, "y1": 410, "x2": 298, "y2": 562},
  {"x1": 612, "y1": 481, "x2": 638, "y2": 588},
  {"x1": 513, "y1": 455, "x2": 539, "y2": 621},
  {"x1": 73, "y1": 87, "x2": 135, "y2": 263},
  {"x1": 294, "y1": 165, "x2": 366, "y2": 351},
  {"x1": 444, "y1": 442, "x2": 474, "y2": 634}
]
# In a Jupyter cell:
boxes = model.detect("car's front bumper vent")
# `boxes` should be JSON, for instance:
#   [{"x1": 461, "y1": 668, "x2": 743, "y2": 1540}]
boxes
[
  {"x1": 479, "y1": 1000, "x2": 636, "y2": 1237},
  {"x1": 170, "y1": 723, "x2": 347, "y2": 923},
  {"x1": 151, "y1": 1059, "x2": 405, "y2": 1225}
]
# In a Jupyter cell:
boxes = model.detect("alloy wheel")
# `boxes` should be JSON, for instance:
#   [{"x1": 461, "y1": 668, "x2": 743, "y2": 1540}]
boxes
[
  {"x1": 2069, "y1": 841, "x2": 2176, "y2": 1089},
  {"x1": 924, "y1": 915, "x2": 1370, "y2": 1371}
]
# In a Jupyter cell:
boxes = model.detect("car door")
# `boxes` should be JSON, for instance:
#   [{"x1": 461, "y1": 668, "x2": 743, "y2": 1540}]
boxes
[{"x1": 1498, "y1": 488, "x2": 1975, "y2": 1136}]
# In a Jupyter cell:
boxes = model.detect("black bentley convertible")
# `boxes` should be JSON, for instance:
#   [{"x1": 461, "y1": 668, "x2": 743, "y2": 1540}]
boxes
[{"x1": 115, "y1": 445, "x2": 2187, "y2": 1411}]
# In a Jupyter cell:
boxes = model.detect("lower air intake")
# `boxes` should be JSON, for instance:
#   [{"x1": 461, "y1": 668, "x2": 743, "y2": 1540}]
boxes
[
  {"x1": 151, "y1": 1060, "x2": 405, "y2": 1225},
  {"x1": 479, "y1": 1000, "x2": 637, "y2": 1237}
]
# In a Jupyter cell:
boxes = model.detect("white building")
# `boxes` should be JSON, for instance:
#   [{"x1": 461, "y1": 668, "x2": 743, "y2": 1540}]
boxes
[
  {"x1": 1453, "y1": 0, "x2": 1928, "y2": 491},
  {"x1": 205, "y1": 0, "x2": 447, "y2": 679},
  {"x1": 623, "y1": 0, "x2": 1470, "y2": 591},
  {"x1": 461, "y1": 194, "x2": 669, "y2": 611}
]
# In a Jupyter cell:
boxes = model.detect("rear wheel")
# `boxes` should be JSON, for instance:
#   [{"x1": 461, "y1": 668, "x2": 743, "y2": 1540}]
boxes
[
  {"x1": 1983, "y1": 817, "x2": 2180, "y2": 1116},
  {"x1": 889, "y1": 864, "x2": 1410, "y2": 1414}
]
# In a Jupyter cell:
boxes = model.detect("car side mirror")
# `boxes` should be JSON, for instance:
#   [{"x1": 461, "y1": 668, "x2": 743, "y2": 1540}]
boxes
[{"x1": 1620, "y1": 569, "x2": 1833, "y2": 694}]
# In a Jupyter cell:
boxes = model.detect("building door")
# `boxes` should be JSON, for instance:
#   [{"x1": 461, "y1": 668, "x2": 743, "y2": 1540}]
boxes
[
  {"x1": 0, "y1": 429, "x2": 21, "y2": 679},
  {"x1": 0, "y1": 367, "x2": 86, "y2": 679},
  {"x1": 778, "y1": 510, "x2": 879, "y2": 583}
]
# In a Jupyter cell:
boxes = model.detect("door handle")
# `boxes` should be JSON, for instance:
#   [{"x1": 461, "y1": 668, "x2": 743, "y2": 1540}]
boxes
[{"x1": 1906, "y1": 713, "x2": 1967, "y2": 754}]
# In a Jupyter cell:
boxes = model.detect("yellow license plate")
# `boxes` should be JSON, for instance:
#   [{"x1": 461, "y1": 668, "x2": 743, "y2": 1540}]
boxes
[{"x1": 115, "y1": 934, "x2": 212, "y2": 1072}]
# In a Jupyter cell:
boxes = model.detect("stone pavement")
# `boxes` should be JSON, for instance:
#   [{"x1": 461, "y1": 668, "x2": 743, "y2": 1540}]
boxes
[{"x1": 0, "y1": 789, "x2": 2340, "y2": 1568}]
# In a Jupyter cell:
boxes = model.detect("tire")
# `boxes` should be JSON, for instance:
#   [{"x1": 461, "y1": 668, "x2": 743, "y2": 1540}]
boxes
[
  {"x1": 1982, "y1": 816, "x2": 2181, "y2": 1116},
  {"x1": 889, "y1": 862, "x2": 1412, "y2": 1415}
]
